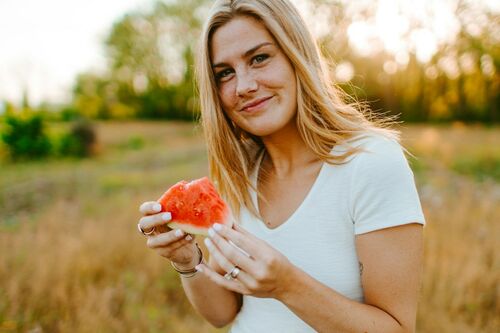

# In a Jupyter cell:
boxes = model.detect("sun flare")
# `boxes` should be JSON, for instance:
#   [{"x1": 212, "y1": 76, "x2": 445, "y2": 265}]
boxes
[{"x1": 346, "y1": 0, "x2": 463, "y2": 65}]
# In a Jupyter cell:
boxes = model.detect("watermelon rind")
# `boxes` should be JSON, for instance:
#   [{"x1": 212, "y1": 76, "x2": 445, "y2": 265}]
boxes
[{"x1": 167, "y1": 213, "x2": 234, "y2": 236}]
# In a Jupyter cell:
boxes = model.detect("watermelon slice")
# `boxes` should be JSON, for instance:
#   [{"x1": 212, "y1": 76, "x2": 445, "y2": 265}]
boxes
[{"x1": 157, "y1": 177, "x2": 233, "y2": 235}]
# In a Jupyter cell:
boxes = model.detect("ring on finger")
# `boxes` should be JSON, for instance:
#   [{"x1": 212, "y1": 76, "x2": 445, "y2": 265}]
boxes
[
  {"x1": 224, "y1": 266, "x2": 241, "y2": 280},
  {"x1": 138, "y1": 223, "x2": 155, "y2": 236}
]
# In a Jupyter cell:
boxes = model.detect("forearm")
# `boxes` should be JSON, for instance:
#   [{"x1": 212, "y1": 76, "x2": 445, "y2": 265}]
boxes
[
  {"x1": 179, "y1": 258, "x2": 241, "y2": 328},
  {"x1": 278, "y1": 266, "x2": 407, "y2": 333}
]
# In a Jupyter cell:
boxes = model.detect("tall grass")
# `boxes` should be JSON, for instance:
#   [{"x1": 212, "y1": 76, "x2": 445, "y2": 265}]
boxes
[
  {"x1": 0, "y1": 121, "x2": 498, "y2": 332},
  {"x1": 402, "y1": 123, "x2": 499, "y2": 332}
]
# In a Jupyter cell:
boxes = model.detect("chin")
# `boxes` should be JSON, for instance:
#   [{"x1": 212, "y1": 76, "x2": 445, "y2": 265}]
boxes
[
  {"x1": 243, "y1": 123, "x2": 288, "y2": 138},
  {"x1": 233, "y1": 107, "x2": 296, "y2": 138}
]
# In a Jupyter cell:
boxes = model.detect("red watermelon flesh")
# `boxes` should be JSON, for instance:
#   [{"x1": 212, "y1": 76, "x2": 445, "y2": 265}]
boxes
[{"x1": 157, "y1": 177, "x2": 233, "y2": 235}]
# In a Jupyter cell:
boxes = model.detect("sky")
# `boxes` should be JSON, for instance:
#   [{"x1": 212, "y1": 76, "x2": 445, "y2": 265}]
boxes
[{"x1": 0, "y1": 0, "x2": 153, "y2": 106}]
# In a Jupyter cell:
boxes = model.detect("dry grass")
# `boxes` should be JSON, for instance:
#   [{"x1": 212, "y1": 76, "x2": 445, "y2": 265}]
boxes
[
  {"x1": 401, "y1": 123, "x2": 500, "y2": 333},
  {"x1": 0, "y1": 121, "x2": 498, "y2": 332}
]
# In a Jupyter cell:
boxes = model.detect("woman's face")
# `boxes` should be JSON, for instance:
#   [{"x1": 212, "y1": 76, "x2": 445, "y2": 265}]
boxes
[{"x1": 210, "y1": 16, "x2": 297, "y2": 138}]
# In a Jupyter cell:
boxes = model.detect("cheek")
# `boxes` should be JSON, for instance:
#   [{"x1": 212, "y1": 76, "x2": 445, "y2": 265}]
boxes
[
  {"x1": 261, "y1": 59, "x2": 296, "y2": 93},
  {"x1": 218, "y1": 82, "x2": 236, "y2": 110}
]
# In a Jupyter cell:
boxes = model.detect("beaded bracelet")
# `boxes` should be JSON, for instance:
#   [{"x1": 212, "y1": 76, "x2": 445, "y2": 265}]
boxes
[{"x1": 170, "y1": 243, "x2": 204, "y2": 278}]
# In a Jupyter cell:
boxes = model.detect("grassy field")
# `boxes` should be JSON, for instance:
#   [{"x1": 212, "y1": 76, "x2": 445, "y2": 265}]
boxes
[{"x1": 0, "y1": 121, "x2": 498, "y2": 332}]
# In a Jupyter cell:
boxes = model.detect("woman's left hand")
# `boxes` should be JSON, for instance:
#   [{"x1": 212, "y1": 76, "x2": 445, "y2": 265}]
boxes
[{"x1": 196, "y1": 223, "x2": 295, "y2": 299}]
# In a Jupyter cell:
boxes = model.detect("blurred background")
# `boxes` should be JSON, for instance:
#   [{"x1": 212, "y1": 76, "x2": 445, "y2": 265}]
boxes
[{"x1": 0, "y1": 0, "x2": 498, "y2": 332}]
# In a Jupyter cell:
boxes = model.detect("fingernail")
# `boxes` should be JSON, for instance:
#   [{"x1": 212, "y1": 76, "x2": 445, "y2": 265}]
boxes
[
  {"x1": 175, "y1": 229, "x2": 184, "y2": 237},
  {"x1": 208, "y1": 228, "x2": 215, "y2": 237},
  {"x1": 153, "y1": 203, "x2": 162, "y2": 212},
  {"x1": 162, "y1": 212, "x2": 172, "y2": 221},
  {"x1": 185, "y1": 235, "x2": 193, "y2": 241},
  {"x1": 213, "y1": 223, "x2": 222, "y2": 231},
  {"x1": 195, "y1": 265, "x2": 203, "y2": 272},
  {"x1": 204, "y1": 238, "x2": 213, "y2": 248}
]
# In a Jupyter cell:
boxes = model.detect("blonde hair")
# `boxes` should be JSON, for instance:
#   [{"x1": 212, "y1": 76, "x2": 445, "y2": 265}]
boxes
[{"x1": 195, "y1": 0, "x2": 399, "y2": 218}]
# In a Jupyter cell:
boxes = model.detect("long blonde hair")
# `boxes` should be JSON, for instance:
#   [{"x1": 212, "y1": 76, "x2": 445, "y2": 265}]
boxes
[{"x1": 195, "y1": 0, "x2": 399, "y2": 218}]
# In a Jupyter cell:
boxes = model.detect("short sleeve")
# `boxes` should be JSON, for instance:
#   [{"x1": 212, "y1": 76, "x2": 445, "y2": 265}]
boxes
[{"x1": 349, "y1": 137, "x2": 426, "y2": 235}]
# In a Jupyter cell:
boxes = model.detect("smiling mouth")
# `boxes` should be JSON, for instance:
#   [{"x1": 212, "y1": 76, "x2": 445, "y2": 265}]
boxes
[{"x1": 241, "y1": 96, "x2": 274, "y2": 112}]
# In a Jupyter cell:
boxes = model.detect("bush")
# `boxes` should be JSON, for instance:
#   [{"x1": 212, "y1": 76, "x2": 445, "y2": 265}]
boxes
[
  {"x1": 58, "y1": 120, "x2": 97, "y2": 157},
  {"x1": 1, "y1": 112, "x2": 51, "y2": 160}
]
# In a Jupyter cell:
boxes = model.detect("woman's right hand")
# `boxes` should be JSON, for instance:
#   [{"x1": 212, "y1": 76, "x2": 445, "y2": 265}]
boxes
[{"x1": 138, "y1": 201, "x2": 199, "y2": 269}]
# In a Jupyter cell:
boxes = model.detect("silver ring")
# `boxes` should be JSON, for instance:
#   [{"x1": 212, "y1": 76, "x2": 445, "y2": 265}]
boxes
[
  {"x1": 138, "y1": 223, "x2": 155, "y2": 236},
  {"x1": 230, "y1": 267, "x2": 241, "y2": 279},
  {"x1": 224, "y1": 266, "x2": 240, "y2": 280}
]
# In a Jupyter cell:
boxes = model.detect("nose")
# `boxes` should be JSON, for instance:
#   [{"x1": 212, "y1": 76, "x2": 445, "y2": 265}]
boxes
[{"x1": 236, "y1": 70, "x2": 258, "y2": 97}]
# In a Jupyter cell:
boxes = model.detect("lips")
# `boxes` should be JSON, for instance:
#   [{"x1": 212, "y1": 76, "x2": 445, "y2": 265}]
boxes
[{"x1": 240, "y1": 96, "x2": 273, "y2": 112}]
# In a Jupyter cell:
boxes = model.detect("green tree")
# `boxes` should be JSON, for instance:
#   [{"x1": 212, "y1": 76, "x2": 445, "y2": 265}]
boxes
[
  {"x1": 72, "y1": 0, "x2": 208, "y2": 120},
  {"x1": 1, "y1": 109, "x2": 51, "y2": 160}
]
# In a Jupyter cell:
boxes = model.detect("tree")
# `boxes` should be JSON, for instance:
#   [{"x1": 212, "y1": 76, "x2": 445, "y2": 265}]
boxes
[{"x1": 72, "y1": 0, "x2": 208, "y2": 120}]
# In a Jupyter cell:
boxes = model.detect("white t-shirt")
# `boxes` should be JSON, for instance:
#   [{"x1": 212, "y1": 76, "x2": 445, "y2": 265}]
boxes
[{"x1": 229, "y1": 134, "x2": 426, "y2": 333}]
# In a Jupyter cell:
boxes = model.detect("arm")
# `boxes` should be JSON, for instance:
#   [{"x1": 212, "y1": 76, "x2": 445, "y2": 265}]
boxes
[
  {"x1": 138, "y1": 201, "x2": 241, "y2": 328},
  {"x1": 178, "y1": 254, "x2": 242, "y2": 328},
  {"x1": 279, "y1": 223, "x2": 423, "y2": 333},
  {"x1": 198, "y1": 222, "x2": 423, "y2": 333}
]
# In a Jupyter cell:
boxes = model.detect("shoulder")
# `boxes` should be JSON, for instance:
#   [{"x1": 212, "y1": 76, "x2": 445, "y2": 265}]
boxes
[
  {"x1": 351, "y1": 133, "x2": 402, "y2": 153},
  {"x1": 354, "y1": 134, "x2": 411, "y2": 178},
  {"x1": 332, "y1": 132, "x2": 406, "y2": 165}
]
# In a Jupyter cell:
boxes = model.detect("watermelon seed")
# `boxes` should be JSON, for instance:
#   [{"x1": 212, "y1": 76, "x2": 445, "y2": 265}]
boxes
[{"x1": 194, "y1": 208, "x2": 202, "y2": 217}]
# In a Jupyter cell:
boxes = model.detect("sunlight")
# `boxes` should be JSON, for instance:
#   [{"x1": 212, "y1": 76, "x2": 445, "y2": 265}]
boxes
[
  {"x1": 0, "y1": 0, "x2": 149, "y2": 105},
  {"x1": 346, "y1": 0, "x2": 462, "y2": 65},
  {"x1": 335, "y1": 61, "x2": 355, "y2": 83},
  {"x1": 0, "y1": 0, "x2": 496, "y2": 105}
]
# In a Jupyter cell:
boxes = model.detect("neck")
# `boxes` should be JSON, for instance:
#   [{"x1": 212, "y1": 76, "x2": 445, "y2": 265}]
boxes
[{"x1": 260, "y1": 121, "x2": 319, "y2": 178}]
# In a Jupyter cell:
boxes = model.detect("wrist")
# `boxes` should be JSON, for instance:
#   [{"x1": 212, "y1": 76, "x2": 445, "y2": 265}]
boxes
[
  {"x1": 171, "y1": 242, "x2": 199, "y2": 268},
  {"x1": 172, "y1": 255, "x2": 199, "y2": 270},
  {"x1": 275, "y1": 263, "x2": 302, "y2": 302},
  {"x1": 171, "y1": 243, "x2": 204, "y2": 278}
]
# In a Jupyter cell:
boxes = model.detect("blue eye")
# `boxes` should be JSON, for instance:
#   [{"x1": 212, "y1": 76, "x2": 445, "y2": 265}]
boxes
[{"x1": 252, "y1": 54, "x2": 269, "y2": 64}]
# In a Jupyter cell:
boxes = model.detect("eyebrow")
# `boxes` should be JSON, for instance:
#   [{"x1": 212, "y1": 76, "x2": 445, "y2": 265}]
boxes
[{"x1": 212, "y1": 42, "x2": 274, "y2": 68}]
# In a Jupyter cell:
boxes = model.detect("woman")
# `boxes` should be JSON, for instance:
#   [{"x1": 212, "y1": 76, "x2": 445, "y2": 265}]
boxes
[{"x1": 138, "y1": 0, "x2": 426, "y2": 332}]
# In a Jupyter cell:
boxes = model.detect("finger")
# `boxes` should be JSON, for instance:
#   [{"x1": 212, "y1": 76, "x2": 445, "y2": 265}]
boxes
[
  {"x1": 195, "y1": 263, "x2": 250, "y2": 295},
  {"x1": 139, "y1": 201, "x2": 163, "y2": 215},
  {"x1": 233, "y1": 223, "x2": 254, "y2": 236},
  {"x1": 167, "y1": 234, "x2": 196, "y2": 252},
  {"x1": 204, "y1": 237, "x2": 236, "y2": 273},
  {"x1": 158, "y1": 235, "x2": 196, "y2": 258},
  {"x1": 147, "y1": 229, "x2": 186, "y2": 249},
  {"x1": 206, "y1": 229, "x2": 257, "y2": 274},
  {"x1": 213, "y1": 223, "x2": 261, "y2": 260},
  {"x1": 139, "y1": 212, "x2": 172, "y2": 231}
]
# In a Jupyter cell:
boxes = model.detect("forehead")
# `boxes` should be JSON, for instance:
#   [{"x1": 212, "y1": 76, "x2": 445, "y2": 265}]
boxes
[{"x1": 210, "y1": 16, "x2": 274, "y2": 63}]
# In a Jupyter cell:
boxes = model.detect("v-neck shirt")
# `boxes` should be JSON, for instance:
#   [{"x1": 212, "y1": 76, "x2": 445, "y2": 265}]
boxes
[
  {"x1": 254, "y1": 151, "x2": 327, "y2": 231},
  {"x1": 229, "y1": 134, "x2": 426, "y2": 333}
]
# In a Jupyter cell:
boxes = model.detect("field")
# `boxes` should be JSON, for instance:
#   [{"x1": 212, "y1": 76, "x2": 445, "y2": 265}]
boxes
[{"x1": 0, "y1": 121, "x2": 498, "y2": 332}]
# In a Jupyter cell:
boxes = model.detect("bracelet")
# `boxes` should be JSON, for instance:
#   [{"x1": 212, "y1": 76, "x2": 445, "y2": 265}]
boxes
[{"x1": 171, "y1": 243, "x2": 204, "y2": 278}]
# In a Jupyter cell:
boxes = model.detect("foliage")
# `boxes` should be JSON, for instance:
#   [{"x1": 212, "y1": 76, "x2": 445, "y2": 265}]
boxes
[
  {"x1": 311, "y1": 0, "x2": 499, "y2": 122},
  {"x1": 57, "y1": 120, "x2": 97, "y2": 157},
  {"x1": 0, "y1": 106, "x2": 98, "y2": 161},
  {"x1": 72, "y1": 0, "x2": 205, "y2": 121},
  {"x1": 67, "y1": 0, "x2": 498, "y2": 123},
  {"x1": 1, "y1": 110, "x2": 51, "y2": 160}
]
